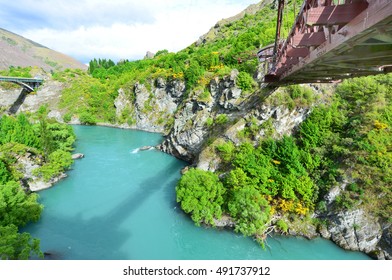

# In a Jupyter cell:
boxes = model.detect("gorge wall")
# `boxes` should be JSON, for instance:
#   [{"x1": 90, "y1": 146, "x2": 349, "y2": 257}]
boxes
[{"x1": 1, "y1": 70, "x2": 390, "y2": 260}]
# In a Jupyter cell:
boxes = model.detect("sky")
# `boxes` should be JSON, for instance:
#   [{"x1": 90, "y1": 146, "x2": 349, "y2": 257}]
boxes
[{"x1": 0, "y1": 0, "x2": 258, "y2": 63}]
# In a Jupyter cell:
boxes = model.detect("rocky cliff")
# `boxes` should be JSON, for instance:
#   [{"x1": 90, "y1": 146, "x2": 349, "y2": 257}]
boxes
[
  {"x1": 113, "y1": 78, "x2": 185, "y2": 133},
  {"x1": 1, "y1": 69, "x2": 390, "y2": 259},
  {"x1": 114, "y1": 71, "x2": 390, "y2": 260}
]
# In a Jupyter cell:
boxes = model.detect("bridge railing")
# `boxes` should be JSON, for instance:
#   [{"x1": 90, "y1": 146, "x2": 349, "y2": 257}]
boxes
[
  {"x1": 0, "y1": 76, "x2": 44, "y2": 83},
  {"x1": 259, "y1": 0, "x2": 369, "y2": 83}
]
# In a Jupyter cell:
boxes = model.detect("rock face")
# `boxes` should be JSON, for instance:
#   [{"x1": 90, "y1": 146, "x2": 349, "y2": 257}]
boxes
[
  {"x1": 113, "y1": 79, "x2": 185, "y2": 133},
  {"x1": 378, "y1": 226, "x2": 392, "y2": 260},
  {"x1": 160, "y1": 70, "x2": 247, "y2": 162},
  {"x1": 2, "y1": 67, "x2": 389, "y2": 259},
  {"x1": 318, "y1": 179, "x2": 392, "y2": 259},
  {"x1": 0, "y1": 77, "x2": 65, "y2": 117},
  {"x1": 160, "y1": 72, "x2": 312, "y2": 165},
  {"x1": 71, "y1": 153, "x2": 84, "y2": 159},
  {"x1": 16, "y1": 152, "x2": 67, "y2": 192},
  {"x1": 214, "y1": 214, "x2": 235, "y2": 228},
  {"x1": 326, "y1": 209, "x2": 382, "y2": 254}
]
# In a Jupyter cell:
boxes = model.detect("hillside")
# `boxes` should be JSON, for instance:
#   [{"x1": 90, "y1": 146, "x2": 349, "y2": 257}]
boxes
[{"x1": 0, "y1": 28, "x2": 87, "y2": 72}]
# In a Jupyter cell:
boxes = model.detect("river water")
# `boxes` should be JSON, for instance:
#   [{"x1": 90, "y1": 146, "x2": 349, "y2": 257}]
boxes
[{"x1": 25, "y1": 125, "x2": 370, "y2": 260}]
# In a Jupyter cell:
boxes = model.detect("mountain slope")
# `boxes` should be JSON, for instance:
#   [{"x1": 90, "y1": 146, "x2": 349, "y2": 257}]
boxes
[{"x1": 0, "y1": 28, "x2": 87, "y2": 71}]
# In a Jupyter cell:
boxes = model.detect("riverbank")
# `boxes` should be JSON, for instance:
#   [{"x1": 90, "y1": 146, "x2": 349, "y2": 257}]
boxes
[
  {"x1": 24, "y1": 125, "x2": 370, "y2": 260},
  {"x1": 28, "y1": 122, "x2": 389, "y2": 260}
]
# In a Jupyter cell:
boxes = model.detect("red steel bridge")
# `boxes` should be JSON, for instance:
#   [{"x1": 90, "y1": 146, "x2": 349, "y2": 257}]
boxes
[{"x1": 258, "y1": 0, "x2": 392, "y2": 84}]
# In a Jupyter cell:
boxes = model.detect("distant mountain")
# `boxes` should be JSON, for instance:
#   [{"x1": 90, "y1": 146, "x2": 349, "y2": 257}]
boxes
[{"x1": 0, "y1": 28, "x2": 87, "y2": 71}]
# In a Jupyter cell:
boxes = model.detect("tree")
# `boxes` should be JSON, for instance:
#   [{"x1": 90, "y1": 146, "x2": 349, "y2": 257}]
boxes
[
  {"x1": 228, "y1": 186, "x2": 270, "y2": 236},
  {"x1": 176, "y1": 169, "x2": 225, "y2": 226},
  {"x1": 0, "y1": 181, "x2": 43, "y2": 260},
  {"x1": 0, "y1": 160, "x2": 11, "y2": 185},
  {"x1": 0, "y1": 115, "x2": 40, "y2": 149},
  {"x1": 0, "y1": 225, "x2": 42, "y2": 260},
  {"x1": 0, "y1": 181, "x2": 43, "y2": 227},
  {"x1": 236, "y1": 71, "x2": 254, "y2": 91}
]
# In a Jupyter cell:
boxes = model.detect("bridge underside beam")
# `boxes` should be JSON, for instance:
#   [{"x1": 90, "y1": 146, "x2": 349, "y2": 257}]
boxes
[
  {"x1": 307, "y1": 2, "x2": 368, "y2": 26},
  {"x1": 268, "y1": 0, "x2": 392, "y2": 85},
  {"x1": 292, "y1": 32, "x2": 326, "y2": 47},
  {"x1": 13, "y1": 81, "x2": 35, "y2": 93},
  {"x1": 287, "y1": 46, "x2": 310, "y2": 58}
]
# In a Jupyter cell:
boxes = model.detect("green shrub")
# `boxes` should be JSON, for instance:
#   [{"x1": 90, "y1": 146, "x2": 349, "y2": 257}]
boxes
[
  {"x1": 0, "y1": 160, "x2": 11, "y2": 184},
  {"x1": 79, "y1": 112, "x2": 97, "y2": 125},
  {"x1": 63, "y1": 113, "x2": 72, "y2": 123},
  {"x1": 0, "y1": 225, "x2": 42, "y2": 260},
  {"x1": 236, "y1": 71, "x2": 254, "y2": 91},
  {"x1": 33, "y1": 150, "x2": 73, "y2": 182},
  {"x1": 215, "y1": 114, "x2": 228, "y2": 125},
  {"x1": 216, "y1": 141, "x2": 235, "y2": 163},
  {"x1": 205, "y1": 117, "x2": 213, "y2": 127},
  {"x1": 228, "y1": 186, "x2": 270, "y2": 236},
  {"x1": 176, "y1": 168, "x2": 225, "y2": 226},
  {"x1": 276, "y1": 219, "x2": 288, "y2": 233}
]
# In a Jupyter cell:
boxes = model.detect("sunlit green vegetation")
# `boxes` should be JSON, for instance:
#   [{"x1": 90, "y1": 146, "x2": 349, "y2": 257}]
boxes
[
  {"x1": 0, "y1": 109, "x2": 76, "y2": 259},
  {"x1": 0, "y1": 66, "x2": 33, "y2": 78},
  {"x1": 55, "y1": 1, "x2": 301, "y2": 125},
  {"x1": 176, "y1": 169, "x2": 225, "y2": 226},
  {"x1": 176, "y1": 73, "x2": 392, "y2": 242}
]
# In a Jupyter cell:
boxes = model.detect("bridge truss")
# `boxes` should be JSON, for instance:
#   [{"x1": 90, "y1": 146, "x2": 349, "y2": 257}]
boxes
[{"x1": 258, "y1": 0, "x2": 392, "y2": 85}]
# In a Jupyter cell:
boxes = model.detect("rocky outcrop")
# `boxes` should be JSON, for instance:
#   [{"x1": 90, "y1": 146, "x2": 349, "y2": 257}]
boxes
[
  {"x1": 0, "y1": 76, "x2": 65, "y2": 117},
  {"x1": 214, "y1": 214, "x2": 235, "y2": 228},
  {"x1": 113, "y1": 79, "x2": 185, "y2": 133},
  {"x1": 160, "y1": 73, "x2": 313, "y2": 167},
  {"x1": 0, "y1": 88, "x2": 21, "y2": 111},
  {"x1": 114, "y1": 88, "x2": 132, "y2": 119},
  {"x1": 159, "y1": 99, "x2": 212, "y2": 162},
  {"x1": 317, "y1": 179, "x2": 392, "y2": 259},
  {"x1": 71, "y1": 153, "x2": 84, "y2": 159},
  {"x1": 160, "y1": 70, "x2": 246, "y2": 162},
  {"x1": 19, "y1": 79, "x2": 65, "y2": 114},
  {"x1": 319, "y1": 207, "x2": 391, "y2": 259},
  {"x1": 16, "y1": 152, "x2": 67, "y2": 192},
  {"x1": 377, "y1": 226, "x2": 392, "y2": 260},
  {"x1": 325, "y1": 209, "x2": 382, "y2": 254}
]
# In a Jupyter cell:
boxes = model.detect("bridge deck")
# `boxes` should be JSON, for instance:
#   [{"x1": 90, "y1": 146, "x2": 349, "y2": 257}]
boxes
[
  {"x1": 0, "y1": 76, "x2": 44, "y2": 83},
  {"x1": 0, "y1": 76, "x2": 44, "y2": 92},
  {"x1": 259, "y1": 0, "x2": 392, "y2": 85}
]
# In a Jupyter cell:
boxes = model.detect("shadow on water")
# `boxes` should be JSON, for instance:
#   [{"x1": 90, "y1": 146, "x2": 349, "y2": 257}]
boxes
[{"x1": 31, "y1": 158, "x2": 183, "y2": 260}]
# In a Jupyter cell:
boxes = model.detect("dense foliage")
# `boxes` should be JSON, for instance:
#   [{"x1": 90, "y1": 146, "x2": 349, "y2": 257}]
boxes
[
  {"x1": 0, "y1": 111, "x2": 75, "y2": 259},
  {"x1": 176, "y1": 169, "x2": 225, "y2": 226},
  {"x1": 0, "y1": 66, "x2": 33, "y2": 78},
  {"x1": 176, "y1": 73, "x2": 392, "y2": 242},
  {"x1": 54, "y1": 69, "x2": 116, "y2": 124},
  {"x1": 299, "y1": 74, "x2": 392, "y2": 220}
]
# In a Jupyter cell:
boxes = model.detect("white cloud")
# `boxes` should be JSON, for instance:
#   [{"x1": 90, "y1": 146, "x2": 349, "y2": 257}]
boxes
[{"x1": 2, "y1": 0, "x2": 258, "y2": 63}]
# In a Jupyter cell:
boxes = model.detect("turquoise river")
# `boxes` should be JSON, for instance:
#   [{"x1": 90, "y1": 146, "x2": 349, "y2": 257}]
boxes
[{"x1": 25, "y1": 126, "x2": 370, "y2": 260}]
